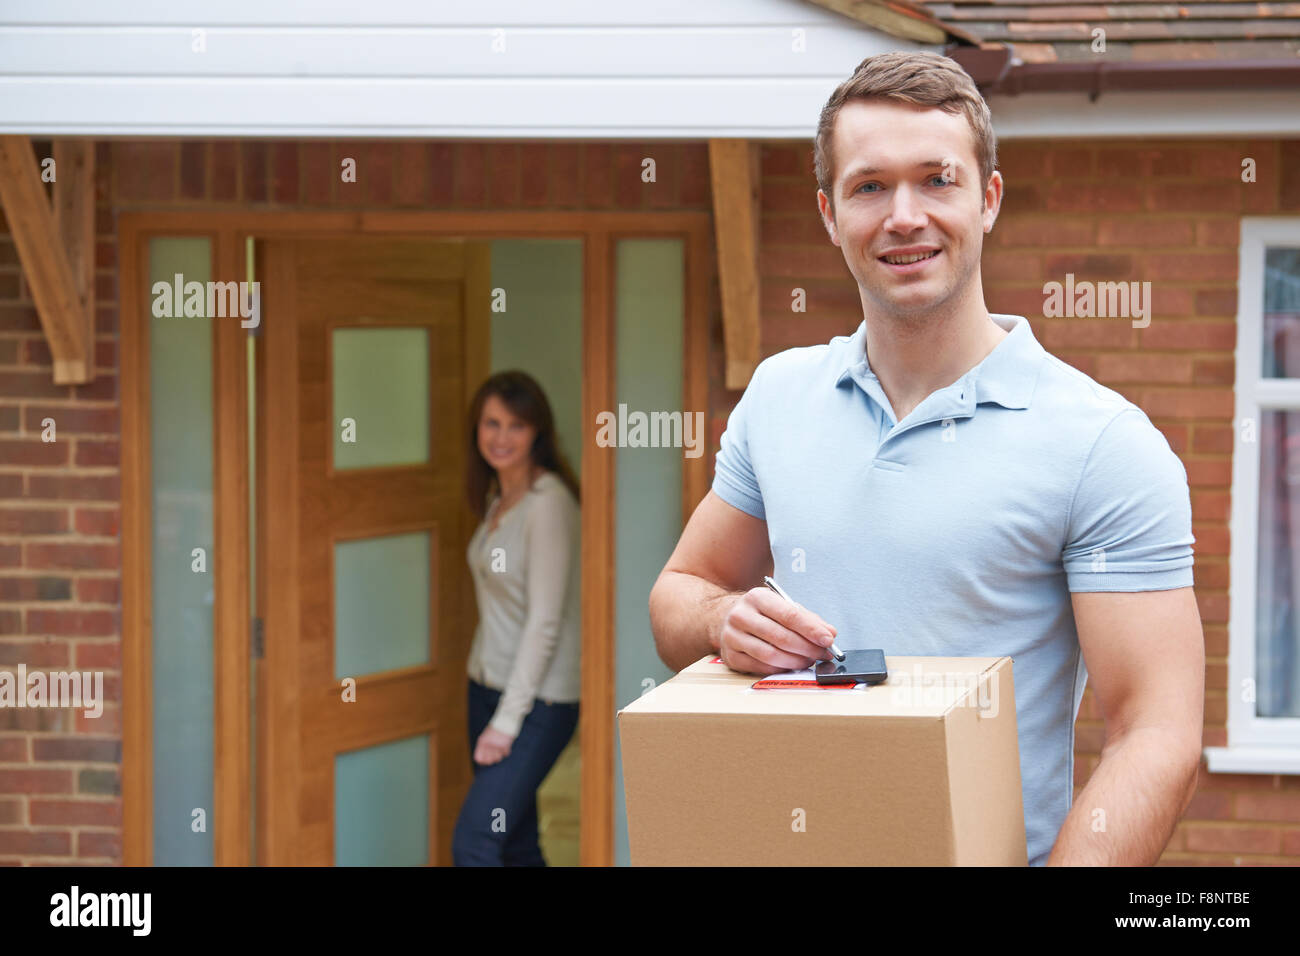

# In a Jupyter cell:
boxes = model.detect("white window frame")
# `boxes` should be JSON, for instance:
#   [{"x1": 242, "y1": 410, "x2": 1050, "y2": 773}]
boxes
[{"x1": 1206, "y1": 217, "x2": 1300, "y2": 774}]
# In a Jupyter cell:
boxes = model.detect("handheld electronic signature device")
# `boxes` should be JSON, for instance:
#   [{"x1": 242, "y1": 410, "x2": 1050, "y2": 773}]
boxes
[{"x1": 814, "y1": 648, "x2": 888, "y2": 685}]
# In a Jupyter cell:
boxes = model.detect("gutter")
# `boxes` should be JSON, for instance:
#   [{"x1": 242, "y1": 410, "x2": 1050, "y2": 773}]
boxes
[{"x1": 945, "y1": 45, "x2": 1300, "y2": 101}]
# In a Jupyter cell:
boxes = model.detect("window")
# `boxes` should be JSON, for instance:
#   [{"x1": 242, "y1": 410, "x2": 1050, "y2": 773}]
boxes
[{"x1": 1209, "y1": 218, "x2": 1300, "y2": 773}]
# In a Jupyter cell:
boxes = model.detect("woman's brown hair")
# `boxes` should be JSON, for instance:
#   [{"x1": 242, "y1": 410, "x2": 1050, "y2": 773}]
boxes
[{"x1": 465, "y1": 370, "x2": 580, "y2": 522}]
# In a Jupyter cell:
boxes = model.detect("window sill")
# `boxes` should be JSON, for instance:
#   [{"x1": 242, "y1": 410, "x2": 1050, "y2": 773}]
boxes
[{"x1": 1203, "y1": 745, "x2": 1300, "y2": 775}]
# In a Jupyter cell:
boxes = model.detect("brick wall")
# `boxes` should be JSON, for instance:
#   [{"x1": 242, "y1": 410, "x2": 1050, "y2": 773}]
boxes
[
  {"x1": 3, "y1": 135, "x2": 1300, "y2": 864},
  {"x1": 750, "y1": 137, "x2": 1300, "y2": 865}
]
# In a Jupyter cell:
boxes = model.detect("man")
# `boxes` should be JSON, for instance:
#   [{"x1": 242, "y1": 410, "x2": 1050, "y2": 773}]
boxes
[{"x1": 648, "y1": 51, "x2": 1204, "y2": 866}]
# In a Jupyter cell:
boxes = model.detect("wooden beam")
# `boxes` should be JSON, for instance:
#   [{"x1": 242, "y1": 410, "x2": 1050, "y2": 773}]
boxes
[
  {"x1": 0, "y1": 136, "x2": 91, "y2": 383},
  {"x1": 54, "y1": 140, "x2": 96, "y2": 383},
  {"x1": 708, "y1": 139, "x2": 762, "y2": 390}
]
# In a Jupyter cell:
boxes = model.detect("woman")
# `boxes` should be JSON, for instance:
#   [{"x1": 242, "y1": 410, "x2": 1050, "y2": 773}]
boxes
[{"x1": 452, "y1": 370, "x2": 581, "y2": 866}]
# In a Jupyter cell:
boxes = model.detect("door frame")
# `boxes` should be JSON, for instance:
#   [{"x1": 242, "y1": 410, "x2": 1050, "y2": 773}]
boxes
[{"x1": 120, "y1": 209, "x2": 713, "y2": 866}]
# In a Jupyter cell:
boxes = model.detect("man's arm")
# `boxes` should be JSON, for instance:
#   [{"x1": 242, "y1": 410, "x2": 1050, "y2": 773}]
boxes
[
  {"x1": 649, "y1": 491, "x2": 836, "y2": 674},
  {"x1": 1047, "y1": 586, "x2": 1204, "y2": 865}
]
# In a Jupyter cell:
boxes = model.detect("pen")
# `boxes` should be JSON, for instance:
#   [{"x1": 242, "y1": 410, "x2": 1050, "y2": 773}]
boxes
[{"x1": 763, "y1": 575, "x2": 845, "y2": 661}]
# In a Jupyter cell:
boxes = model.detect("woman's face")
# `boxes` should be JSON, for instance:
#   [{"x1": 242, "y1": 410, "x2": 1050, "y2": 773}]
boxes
[{"x1": 477, "y1": 394, "x2": 538, "y2": 475}]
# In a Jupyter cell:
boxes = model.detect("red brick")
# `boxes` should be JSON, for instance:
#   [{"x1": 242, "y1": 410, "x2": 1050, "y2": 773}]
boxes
[
  {"x1": 1192, "y1": 358, "x2": 1234, "y2": 386},
  {"x1": 1195, "y1": 288, "x2": 1239, "y2": 317},
  {"x1": 0, "y1": 768, "x2": 74, "y2": 794},
  {"x1": 1148, "y1": 183, "x2": 1242, "y2": 214},
  {"x1": 1140, "y1": 320, "x2": 1236, "y2": 351},
  {"x1": 1152, "y1": 423, "x2": 1188, "y2": 454},
  {"x1": 1191, "y1": 425, "x2": 1233, "y2": 455},
  {"x1": 1040, "y1": 319, "x2": 1136, "y2": 350},
  {"x1": 428, "y1": 142, "x2": 454, "y2": 206},
  {"x1": 1235, "y1": 792, "x2": 1300, "y2": 823},
  {"x1": 212, "y1": 141, "x2": 238, "y2": 201},
  {"x1": 1192, "y1": 524, "x2": 1230, "y2": 557},
  {"x1": 0, "y1": 508, "x2": 68, "y2": 535},
  {"x1": 73, "y1": 507, "x2": 119, "y2": 537},
  {"x1": 115, "y1": 142, "x2": 175, "y2": 202},
  {"x1": 393, "y1": 142, "x2": 428, "y2": 206},
  {"x1": 1196, "y1": 218, "x2": 1239, "y2": 248},
  {"x1": 456, "y1": 142, "x2": 486, "y2": 207},
  {"x1": 0, "y1": 305, "x2": 40, "y2": 333},
  {"x1": 0, "y1": 369, "x2": 71, "y2": 400},
  {"x1": 21, "y1": 405, "x2": 117, "y2": 434},
  {"x1": 75, "y1": 578, "x2": 119, "y2": 605},
  {"x1": 302, "y1": 141, "x2": 333, "y2": 204},
  {"x1": 0, "y1": 829, "x2": 71, "y2": 856},
  {"x1": 519, "y1": 143, "x2": 549, "y2": 208},
  {"x1": 1185, "y1": 457, "x2": 1230, "y2": 488},
  {"x1": 242, "y1": 141, "x2": 269, "y2": 203},
  {"x1": 1044, "y1": 183, "x2": 1143, "y2": 213},
  {"x1": 0, "y1": 798, "x2": 21, "y2": 825},
  {"x1": 74, "y1": 641, "x2": 119, "y2": 669},
  {"x1": 0, "y1": 576, "x2": 71, "y2": 601},
  {"x1": 0, "y1": 544, "x2": 19, "y2": 568},
  {"x1": 583, "y1": 144, "x2": 613, "y2": 209},
  {"x1": 364, "y1": 142, "x2": 395, "y2": 205},
  {"x1": 1095, "y1": 353, "x2": 1193, "y2": 384},
  {"x1": 24, "y1": 542, "x2": 119, "y2": 571},
  {"x1": 25, "y1": 474, "x2": 119, "y2": 502},
  {"x1": 1191, "y1": 489, "x2": 1230, "y2": 521},
  {"x1": 549, "y1": 142, "x2": 581, "y2": 208},
  {"x1": 1184, "y1": 787, "x2": 1234, "y2": 822},
  {"x1": 0, "y1": 640, "x2": 70, "y2": 667},
  {"x1": 29, "y1": 798, "x2": 120, "y2": 827},
  {"x1": 32, "y1": 737, "x2": 120, "y2": 763},
  {"x1": 271, "y1": 142, "x2": 299, "y2": 204},
  {"x1": 1043, "y1": 254, "x2": 1136, "y2": 280},
  {"x1": 74, "y1": 440, "x2": 118, "y2": 467},
  {"x1": 26, "y1": 610, "x2": 116, "y2": 637},
  {"x1": 1096, "y1": 218, "x2": 1194, "y2": 247},
  {"x1": 179, "y1": 141, "x2": 206, "y2": 200},
  {"x1": 0, "y1": 475, "x2": 20, "y2": 498},
  {"x1": 75, "y1": 705, "x2": 119, "y2": 736},
  {"x1": 0, "y1": 736, "x2": 27, "y2": 761},
  {"x1": 613, "y1": 144, "x2": 645, "y2": 210},
  {"x1": 76, "y1": 830, "x2": 120, "y2": 859},
  {"x1": 1142, "y1": 253, "x2": 1237, "y2": 281},
  {"x1": 1139, "y1": 388, "x2": 1234, "y2": 420},
  {"x1": 1184, "y1": 825, "x2": 1281, "y2": 855}
]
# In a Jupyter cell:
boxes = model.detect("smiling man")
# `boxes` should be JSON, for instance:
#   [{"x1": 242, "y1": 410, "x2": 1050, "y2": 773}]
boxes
[{"x1": 648, "y1": 51, "x2": 1205, "y2": 866}]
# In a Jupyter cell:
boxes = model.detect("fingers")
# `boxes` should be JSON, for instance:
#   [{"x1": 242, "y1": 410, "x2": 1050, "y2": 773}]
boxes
[{"x1": 720, "y1": 587, "x2": 838, "y2": 674}]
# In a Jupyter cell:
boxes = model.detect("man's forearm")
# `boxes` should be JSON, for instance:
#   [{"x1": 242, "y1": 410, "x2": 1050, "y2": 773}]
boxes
[
  {"x1": 649, "y1": 570, "x2": 742, "y2": 672},
  {"x1": 1047, "y1": 726, "x2": 1199, "y2": 865}
]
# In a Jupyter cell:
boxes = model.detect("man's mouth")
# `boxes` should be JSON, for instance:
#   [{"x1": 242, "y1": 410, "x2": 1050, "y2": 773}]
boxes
[{"x1": 880, "y1": 249, "x2": 940, "y2": 265}]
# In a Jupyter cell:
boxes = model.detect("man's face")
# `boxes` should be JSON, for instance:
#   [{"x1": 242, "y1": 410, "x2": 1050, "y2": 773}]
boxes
[{"x1": 817, "y1": 99, "x2": 1002, "y2": 320}]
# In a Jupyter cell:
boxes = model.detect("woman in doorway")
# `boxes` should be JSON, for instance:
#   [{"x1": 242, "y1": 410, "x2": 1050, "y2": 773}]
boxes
[{"x1": 453, "y1": 370, "x2": 581, "y2": 866}]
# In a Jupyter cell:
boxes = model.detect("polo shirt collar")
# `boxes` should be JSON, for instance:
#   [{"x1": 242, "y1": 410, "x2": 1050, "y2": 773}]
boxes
[{"x1": 833, "y1": 313, "x2": 1044, "y2": 414}]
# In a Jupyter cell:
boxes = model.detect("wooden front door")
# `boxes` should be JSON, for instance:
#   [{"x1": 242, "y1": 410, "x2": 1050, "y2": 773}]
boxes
[{"x1": 256, "y1": 238, "x2": 489, "y2": 865}]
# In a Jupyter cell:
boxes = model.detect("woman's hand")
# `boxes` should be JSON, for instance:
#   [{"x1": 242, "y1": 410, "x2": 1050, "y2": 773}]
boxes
[{"x1": 473, "y1": 726, "x2": 515, "y2": 766}]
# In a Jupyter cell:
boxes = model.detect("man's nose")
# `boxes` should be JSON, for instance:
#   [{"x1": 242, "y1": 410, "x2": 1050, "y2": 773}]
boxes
[{"x1": 884, "y1": 184, "x2": 927, "y2": 232}]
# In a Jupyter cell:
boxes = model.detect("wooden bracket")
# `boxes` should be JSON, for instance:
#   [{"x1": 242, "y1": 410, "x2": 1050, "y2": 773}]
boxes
[
  {"x1": 0, "y1": 136, "x2": 95, "y2": 384},
  {"x1": 708, "y1": 139, "x2": 761, "y2": 391}
]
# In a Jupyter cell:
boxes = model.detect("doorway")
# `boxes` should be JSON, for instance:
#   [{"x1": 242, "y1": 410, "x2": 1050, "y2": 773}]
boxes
[{"x1": 119, "y1": 210, "x2": 711, "y2": 866}]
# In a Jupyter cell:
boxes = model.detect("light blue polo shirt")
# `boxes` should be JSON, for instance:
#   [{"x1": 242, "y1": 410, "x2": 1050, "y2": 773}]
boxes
[{"x1": 712, "y1": 313, "x2": 1195, "y2": 866}]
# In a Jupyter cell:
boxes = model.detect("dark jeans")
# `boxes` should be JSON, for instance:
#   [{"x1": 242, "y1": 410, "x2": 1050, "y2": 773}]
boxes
[{"x1": 452, "y1": 678, "x2": 579, "y2": 866}]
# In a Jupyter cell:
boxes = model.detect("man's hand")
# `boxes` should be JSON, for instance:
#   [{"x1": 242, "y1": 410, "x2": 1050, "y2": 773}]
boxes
[{"x1": 717, "y1": 587, "x2": 839, "y2": 675}]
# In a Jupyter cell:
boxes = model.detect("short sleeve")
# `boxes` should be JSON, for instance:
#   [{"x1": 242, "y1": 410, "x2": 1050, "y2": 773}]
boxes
[
  {"x1": 711, "y1": 362, "x2": 767, "y2": 520},
  {"x1": 1063, "y1": 407, "x2": 1195, "y2": 591}
]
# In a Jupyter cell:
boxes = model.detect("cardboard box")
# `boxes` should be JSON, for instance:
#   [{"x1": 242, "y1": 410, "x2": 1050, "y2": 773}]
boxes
[{"x1": 618, "y1": 655, "x2": 1026, "y2": 865}]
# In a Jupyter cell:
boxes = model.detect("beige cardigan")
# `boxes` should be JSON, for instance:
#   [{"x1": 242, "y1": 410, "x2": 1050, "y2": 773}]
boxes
[{"x1": 465, "y1": 470, "x2": 581, "y2": 737}]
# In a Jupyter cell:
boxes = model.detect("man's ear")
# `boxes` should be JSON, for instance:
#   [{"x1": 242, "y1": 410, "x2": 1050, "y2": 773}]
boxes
[
  {"x1": 817, "y1": 189, "x2": 840, "y2": 245},
  {"x1": 982, "y1": 170, "x2": 1003, "y2": 234}
]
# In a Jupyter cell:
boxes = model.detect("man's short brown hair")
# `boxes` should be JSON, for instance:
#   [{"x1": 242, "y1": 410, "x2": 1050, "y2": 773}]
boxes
[{"x1": 813, "y1": 51, "x2": 997, "y2": 212}]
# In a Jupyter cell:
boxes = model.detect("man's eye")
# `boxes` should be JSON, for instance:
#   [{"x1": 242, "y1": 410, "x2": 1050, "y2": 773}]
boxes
[
  {"x1": 856, "y1": 182, "x2": 880, "y2": 193},
  {"x1": 929, "y1": 174, "x2": 952, "y2": 187}
]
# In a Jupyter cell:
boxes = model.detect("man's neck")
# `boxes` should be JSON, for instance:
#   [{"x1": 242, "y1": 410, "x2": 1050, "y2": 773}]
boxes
[{"x1": 861, "y1": 288, "x2": 1008, "y2": 424}]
